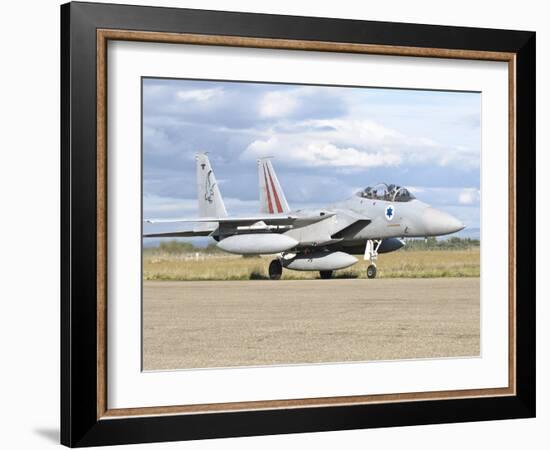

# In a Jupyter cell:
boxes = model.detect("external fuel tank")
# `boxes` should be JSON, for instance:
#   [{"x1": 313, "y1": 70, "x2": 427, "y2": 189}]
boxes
[
  {"x1": 217, "y1": 233, "x2": 298, "y2": 255},
  {"x1": 282, "y1": 251, "x2": 358, "y2": 271}
]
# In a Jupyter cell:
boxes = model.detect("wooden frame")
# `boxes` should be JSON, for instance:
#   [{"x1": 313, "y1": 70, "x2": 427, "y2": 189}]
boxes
[{"x1": 61, "y1": 1, "x2": 535, "y2": 446}]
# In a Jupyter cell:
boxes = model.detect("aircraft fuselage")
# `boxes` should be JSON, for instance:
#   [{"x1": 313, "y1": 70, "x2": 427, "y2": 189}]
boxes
[{"x1": 282, "y1": 196, "x2": 464, "y2": 251}]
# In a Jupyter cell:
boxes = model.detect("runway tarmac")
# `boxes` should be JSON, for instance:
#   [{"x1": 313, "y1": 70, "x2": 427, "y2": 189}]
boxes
[{"x1": 142, "y1": 278, "x2": 480, "y2": 370}]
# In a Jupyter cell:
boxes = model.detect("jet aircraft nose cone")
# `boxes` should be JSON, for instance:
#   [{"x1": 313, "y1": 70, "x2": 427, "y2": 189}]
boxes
[{"x1": 422, "y1": 208, "x2": 465, "y2": 236}]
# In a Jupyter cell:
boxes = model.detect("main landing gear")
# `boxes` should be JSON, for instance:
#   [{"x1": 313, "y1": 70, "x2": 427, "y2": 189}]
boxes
[
  {"x1": 268, "y1": 259, "x2": 334, "y2": 280},
  {"x1": 365, "y1": 239, "x2": 381, "y2": 279},
  {"x1": 268, "y1": 259, "x2": 283, "y2": 280},
  {"x1": 319, "y1": 270, "x2": 333, "y2": 279}
]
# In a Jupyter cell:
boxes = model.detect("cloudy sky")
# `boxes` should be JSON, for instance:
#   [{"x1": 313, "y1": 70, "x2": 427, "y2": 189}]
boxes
[{"x1": 143, "y1": 78, "x2": 480, "y2": 239}]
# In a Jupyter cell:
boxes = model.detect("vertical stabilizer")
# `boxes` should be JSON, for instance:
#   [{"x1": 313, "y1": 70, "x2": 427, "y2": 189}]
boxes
[
  {"x1": 196, "y1": 153, "x2": 227, "y2": 218},
  {"x1": 258, "y1": 158, "x2": 290, "y2": 214}
]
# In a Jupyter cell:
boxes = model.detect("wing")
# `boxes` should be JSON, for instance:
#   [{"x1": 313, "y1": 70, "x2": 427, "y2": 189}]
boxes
[
  {"x1": 143, "y1": 229, "x2": 215, "y2": 238},
  {"x1": 146, "y1": 212, "x2": 335, "y2": 227},
  {"x1": 329, "y1": 210, "x2": 371, "y2": 240}
]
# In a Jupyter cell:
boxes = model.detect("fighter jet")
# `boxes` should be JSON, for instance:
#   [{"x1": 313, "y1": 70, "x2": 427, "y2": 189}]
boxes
[{"x1": 144, "y1": 154, "x2": 464, "y2": 279}]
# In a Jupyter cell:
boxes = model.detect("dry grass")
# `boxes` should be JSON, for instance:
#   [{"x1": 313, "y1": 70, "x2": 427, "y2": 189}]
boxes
[{"x1": 143, "y1": 249, "x2": 480, "y2": 281}]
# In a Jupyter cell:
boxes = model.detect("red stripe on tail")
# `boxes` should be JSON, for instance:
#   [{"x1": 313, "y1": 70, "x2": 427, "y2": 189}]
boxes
[
  {"x1": 263, "y1": 165, "x2": 274, "y2": 214},
  {"x1": 266, "y1": 164, "x2": 283, "y2": 213}
]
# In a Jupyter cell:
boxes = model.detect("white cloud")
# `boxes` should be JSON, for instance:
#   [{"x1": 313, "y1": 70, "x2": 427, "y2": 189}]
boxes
[
  {"x1": 259, "y1": 91, "x2": 299, "y2": 118},
  {"x1": 176, "y1": 88, "x2": 223, "y2": 102},
  {"x1": 393, "y1": 186, "x2": 480, "y2": 207},
  {"x1": 143, "y1": 195, "x2": 197, "y2": 219},
  {"x1": 316, "y1": 119, "x2": 403, "y2": 144},
  {"x1": 143, "y1": 194, "x2": 260, "y2": 219},
  {"x1": 458, "y1": 188, "x2": 480, "y2": 205},
  {"x1": 241, "y1": 118, "x2": 477, "y2": 169},
  {"x1": 243, "y1": 135, "x2": 400, "y2": 168},
  {"x1": 143, "y1": 84, "x2": 166, "y2": 96}
]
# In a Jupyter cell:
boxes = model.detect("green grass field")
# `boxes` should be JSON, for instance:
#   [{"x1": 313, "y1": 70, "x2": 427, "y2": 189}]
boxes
[{"x1": 143, "y1": 248, "x2": 480, "y2": 281}]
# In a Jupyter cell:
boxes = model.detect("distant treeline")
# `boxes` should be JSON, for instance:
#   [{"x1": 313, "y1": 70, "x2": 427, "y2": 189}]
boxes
[
  {"x1": 145, "y1": 237, "x2": 479, "y2": 254},
  {"x1": 145, "y1": 241, "x2": 223, "y2": 255},
  {"x1": 402, "y1": 237, "x2": 480, "y2": 251}
]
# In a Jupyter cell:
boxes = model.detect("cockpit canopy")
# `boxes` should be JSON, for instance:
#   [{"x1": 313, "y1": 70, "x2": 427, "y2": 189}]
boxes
[{"x1": 357, "y1": 183, "x2": 416, "y2": 202}]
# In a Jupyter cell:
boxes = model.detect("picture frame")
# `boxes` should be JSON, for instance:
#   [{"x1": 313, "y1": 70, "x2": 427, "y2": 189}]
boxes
[{"x1": 60, "y1": 1, "x2": 536, "y2": 447}]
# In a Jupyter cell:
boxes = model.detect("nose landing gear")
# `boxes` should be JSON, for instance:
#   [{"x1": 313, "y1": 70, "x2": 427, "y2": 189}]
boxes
[
  {"x1": 366, "y1": 264, "x2": 377, "y2": 279},
  {"x1": 365, "y1": 240, "x2": 381, "y2": 279}
]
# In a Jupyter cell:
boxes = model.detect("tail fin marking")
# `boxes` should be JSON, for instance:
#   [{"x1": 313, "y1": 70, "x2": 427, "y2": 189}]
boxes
[
  {"x1": 262, "y1": 165, "x2": 274, "y2": 214},
  {"x1": 196, "y1": 153, "x2": 227, "y2": 218},
  {"x1": 266, "y1": 164, "x2": 284, "y2": 213},
  {"x1": 258, "y1": 159, "x2": 290, "y2": 214}
]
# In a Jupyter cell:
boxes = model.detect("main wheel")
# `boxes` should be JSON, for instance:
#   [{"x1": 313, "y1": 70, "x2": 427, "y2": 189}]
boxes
[
  {"x1": 366, "y1": 264, "x2": 377, "y2": 279},
  {"x1": 268, "y1": 259, "x2": 283, "y2": 280},
  {"x1": 319, "y1": 270, "x2": 333, "y2": 279}
]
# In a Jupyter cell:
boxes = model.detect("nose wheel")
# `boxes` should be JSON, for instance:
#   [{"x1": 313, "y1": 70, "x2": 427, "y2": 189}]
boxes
[
  {"x1": 366, "y1": 264, "x2": 377, "y2": 279},
  {"x1": 364, "y1": 240, "x2": 381, "y2": 279}
]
